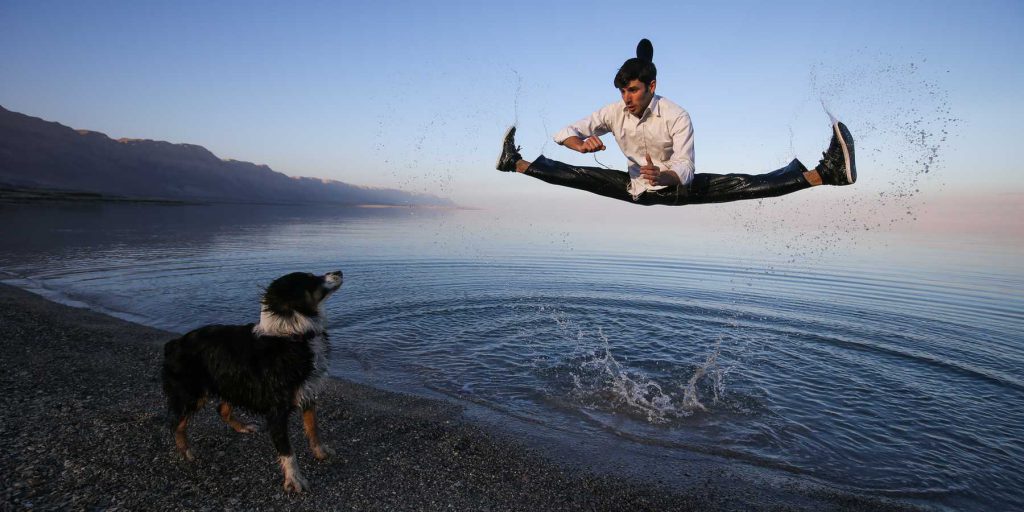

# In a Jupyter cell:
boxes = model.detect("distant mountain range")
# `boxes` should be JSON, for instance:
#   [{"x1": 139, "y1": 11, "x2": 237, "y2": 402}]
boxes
[{"x1": 0, "y1": 106, "x2": 453, "y2": 207}]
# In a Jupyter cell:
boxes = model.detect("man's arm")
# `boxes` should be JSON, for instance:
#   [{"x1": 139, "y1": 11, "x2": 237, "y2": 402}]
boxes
[
  {"x1": 561, "y1": 135, "x2": 606, "y2": 153},
  {"x1": 638, "y1": 111, "x2": 694, "y2": 187},
  {"x1": 553, "y1": 105, "x2": 613, "y2": 154},
  {"x1": 665, "y1": 111, "x2": 695, "y2": 186}
]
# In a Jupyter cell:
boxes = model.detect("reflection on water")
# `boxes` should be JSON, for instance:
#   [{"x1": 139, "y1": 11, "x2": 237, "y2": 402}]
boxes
[{"x1": 1, "y1": 202, "x2": 1022, "y2": 510}]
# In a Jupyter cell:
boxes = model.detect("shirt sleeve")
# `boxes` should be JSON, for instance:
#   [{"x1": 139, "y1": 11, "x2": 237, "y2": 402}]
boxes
[
  {"x1": 666, "y1": 111, "x2": 695, "y2": 186},
  {"x1": 553, "y1": 104, "x2": 613, "y2": 144}
]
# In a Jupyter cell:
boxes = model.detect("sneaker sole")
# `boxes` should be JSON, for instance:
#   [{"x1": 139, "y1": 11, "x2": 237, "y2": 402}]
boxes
[
  {"x1": 495, "y1": 126, "x2": 516, "y2": 171},
  {"x1": 834, "y1": 121, "x2": 856, "y2": 184}
]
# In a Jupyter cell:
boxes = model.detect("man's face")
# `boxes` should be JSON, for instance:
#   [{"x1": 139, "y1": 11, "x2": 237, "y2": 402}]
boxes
[{"x1": 620, "y1": 79, "x2": 656, "y2": 117}]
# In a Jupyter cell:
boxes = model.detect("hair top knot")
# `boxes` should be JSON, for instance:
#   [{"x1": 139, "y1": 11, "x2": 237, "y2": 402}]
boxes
[
  {"x1": 614, "y1": 38, "x2": 657, "y2": 88},
  {"x1": 636, "y1": 39, "x2": 654, "y2": 63}
]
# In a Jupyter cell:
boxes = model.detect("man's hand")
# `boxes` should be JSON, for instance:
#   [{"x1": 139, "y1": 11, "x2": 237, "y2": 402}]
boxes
[
  {"x1": 563, "y1": 135, "x2": 606, "y2": 154},
  {"x1": 639, "y1": 154, "x2": 680, "y2": 186},
  {"x1": 579, "y1": 135, "x2": 606, "y2": 153}
]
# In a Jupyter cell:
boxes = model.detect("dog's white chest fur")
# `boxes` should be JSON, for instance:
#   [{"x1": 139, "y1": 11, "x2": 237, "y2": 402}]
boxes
[
  {"x1": 252, "y1": 308, "x2": 330, "y2": 408},
  {"x1": 296, "y1": 332, "x2": 328, "y2": 407}
]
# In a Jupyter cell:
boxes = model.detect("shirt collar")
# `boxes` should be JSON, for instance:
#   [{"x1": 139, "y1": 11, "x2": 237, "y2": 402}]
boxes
[
  {"x1": 646, "y1": 95, "x2": 662, "y2": 118},
  {"x1": 622, "y1": 94, "x2": 661, "y2": 120}
]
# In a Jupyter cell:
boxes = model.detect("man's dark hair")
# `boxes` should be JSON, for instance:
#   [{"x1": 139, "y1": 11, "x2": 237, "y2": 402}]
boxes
[
  {"x1": 614, "y1": 39, "x2": 656, "y2": 89},
  {"x1": 614, "y1": 58, "x2": 657, "y2": 89}
]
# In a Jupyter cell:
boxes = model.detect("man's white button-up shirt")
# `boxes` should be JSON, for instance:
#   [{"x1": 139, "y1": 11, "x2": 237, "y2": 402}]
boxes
[{"x1": 553, "y1": 95, "x2": 695, "y2": 199}]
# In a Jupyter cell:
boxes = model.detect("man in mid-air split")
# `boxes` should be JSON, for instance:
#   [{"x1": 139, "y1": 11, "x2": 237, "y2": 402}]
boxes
[{"x1": 495, "y1": 39, "x2": 856, "y2": 206}]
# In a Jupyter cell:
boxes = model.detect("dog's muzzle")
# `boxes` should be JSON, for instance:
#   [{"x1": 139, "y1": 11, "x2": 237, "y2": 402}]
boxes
[{"x1": 324, "y1": 271, "x2": 343, "y2": 289}]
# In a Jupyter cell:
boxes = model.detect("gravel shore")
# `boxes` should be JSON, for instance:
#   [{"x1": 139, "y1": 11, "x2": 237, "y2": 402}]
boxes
[{"x1": 0, "y1": 283, "x2": 921, "y2": 511}]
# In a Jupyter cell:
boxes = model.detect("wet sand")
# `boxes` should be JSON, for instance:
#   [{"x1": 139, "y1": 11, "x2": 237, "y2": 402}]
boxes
[{"x1": 0, "y1": 283, "x2": 921, "y2": 511}]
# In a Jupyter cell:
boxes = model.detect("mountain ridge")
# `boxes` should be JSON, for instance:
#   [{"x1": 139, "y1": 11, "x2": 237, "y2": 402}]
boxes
[{"x1": 0, "y1": 106, "x2": 453, "y2": 207}]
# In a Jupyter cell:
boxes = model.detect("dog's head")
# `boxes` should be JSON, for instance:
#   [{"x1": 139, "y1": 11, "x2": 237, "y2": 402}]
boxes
[{"x1": 256, "y1": 271, "x2": 343, "y2": 337}]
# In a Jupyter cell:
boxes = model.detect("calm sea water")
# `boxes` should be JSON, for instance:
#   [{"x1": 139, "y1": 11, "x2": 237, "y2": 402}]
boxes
[{"x1": 1, "y1": 202, "x2": 1021, "y2": 510}]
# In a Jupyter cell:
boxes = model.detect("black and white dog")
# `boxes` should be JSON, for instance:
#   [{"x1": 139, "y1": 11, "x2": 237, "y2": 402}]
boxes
[{"x1": 162, "y1": 270, "x2": 342, "y2": 492}]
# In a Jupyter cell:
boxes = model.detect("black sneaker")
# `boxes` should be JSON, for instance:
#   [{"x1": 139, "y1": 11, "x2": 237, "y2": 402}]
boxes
[
  {"x1": 495, "y1": 126, "x2": 522, "y2": 172},
  {"x1": 815, "y1": 121, "x2": 857, "y2": 186}
]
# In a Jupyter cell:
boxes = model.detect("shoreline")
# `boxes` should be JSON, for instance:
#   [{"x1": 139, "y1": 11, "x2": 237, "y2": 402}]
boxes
[
  {"x1": 0, "y1": 186, "x2": 468, "y2": 209},
  {"x1": 0, "y1": 283, "x2": 922, "y2": 511}
]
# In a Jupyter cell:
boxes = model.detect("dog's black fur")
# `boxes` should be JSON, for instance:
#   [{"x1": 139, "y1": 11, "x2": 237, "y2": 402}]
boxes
[{"x1": 162, "y1": 270, "x2": 342, "y2": 492}]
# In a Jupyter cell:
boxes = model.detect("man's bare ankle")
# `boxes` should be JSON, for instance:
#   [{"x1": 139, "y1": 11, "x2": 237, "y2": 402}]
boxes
[
  {"x1": 803, "y1": 170, "x2": 823, "y2": 186},
  {"x1": 516, "y1": 160, "x2": 531, "y2": 173}
]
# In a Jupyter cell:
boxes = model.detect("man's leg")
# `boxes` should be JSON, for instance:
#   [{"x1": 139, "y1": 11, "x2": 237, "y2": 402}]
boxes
[
  {"x1": 681, "y1": 122, "x2": 855, "y2": 203},
  {"x1": 519, "y1": 155, "x2": 639, "y2": 203},
  {"x1": 685, "y1": 159, "x2": 813, "y2": 204},
  {"x1": 497, "y1": 127, "x2": 684, "y2": 205}
]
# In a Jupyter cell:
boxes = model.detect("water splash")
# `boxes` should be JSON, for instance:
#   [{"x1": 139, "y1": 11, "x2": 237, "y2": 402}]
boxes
[
  {"x1": 820, "y1": 98, "x2": 838, "y2": 126},
  {"x1": 809, "y1": 53, "x2": 960, "y2": 202},
  {"x1": 572, "y1": 329, "x2": 679, "y2": 423},
  {"x1": 733, "y1": 53, "x2": 962, "y2": 267},
  {"x1": 550, "y1": 311, "x2": 725, "y2": 424},
  {"x1": 680, "y1": 337, "x2": 724, "y2": 412},
  {"x1": 510, "y1": 68, "x2": 523, "y2": 128}
]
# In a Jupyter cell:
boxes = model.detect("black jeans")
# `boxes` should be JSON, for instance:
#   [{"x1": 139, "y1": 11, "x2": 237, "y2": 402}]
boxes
[{"x1": 524, "y1": 156, "x2": 811, "y2": 206}]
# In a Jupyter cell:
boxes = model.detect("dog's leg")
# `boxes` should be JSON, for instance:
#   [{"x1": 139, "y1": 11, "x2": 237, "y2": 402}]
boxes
[
  {"x1": 302, "y1": 404, "x2": 335, "y2": 460},
  {"x1": 174, "y1": 416, "x2": 194, "y2": 461},
  {"x1": 168, "y1": 394, "x2": 205, "y2": 461},
  {"x1": 269, "y1": 409, "x2": 309, "y2": 493},
  {"x1": 218, "y1": 402, "x2": 258, "y2": 434}
]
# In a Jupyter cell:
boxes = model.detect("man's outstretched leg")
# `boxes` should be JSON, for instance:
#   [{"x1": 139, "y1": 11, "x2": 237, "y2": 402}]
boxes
[
  {"x1": 495, "y1": 123, "x2": 856, "y2": 206},
  {"x1": 685, "y1": 122, "x2": 857, "y2": 203},
  {"x1": 496, "y1": 126, "x2": 652, "y2": 203}
]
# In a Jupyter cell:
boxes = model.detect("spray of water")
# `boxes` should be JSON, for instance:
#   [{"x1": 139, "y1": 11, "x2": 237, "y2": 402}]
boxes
[
  {"x1": 809, "y1": 54, "x2": 959, "y2": 202},
  {"x1": 732, "y1": 53, "x2": 961, "y2": 266},
  {"x1": 681, "y1": 337, "x2": 724, "y2": 412},
  {"x1": 550, "y1": 311, "x2": 725, "y2": 424},
  {"x1": 510, "y1": 68, "x2": 522, "y2": 128},
  {"x1": 820, "y1": 98, "x2": 839, "y2": 126}
]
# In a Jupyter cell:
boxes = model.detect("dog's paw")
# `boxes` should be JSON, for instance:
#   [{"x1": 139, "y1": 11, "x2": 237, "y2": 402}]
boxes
[
  {"x1": 282, "y1": 472, "x2": 310, "y2": 493},
  {"x1": 181, "y1": 449, "x2": 195, "y2": 462},
  {"x1": 312, "y1": 444, "x2": 336, "y2": 460},
  {"x1": 235, "y1": 423, "x2": 258, "y2": 434}
]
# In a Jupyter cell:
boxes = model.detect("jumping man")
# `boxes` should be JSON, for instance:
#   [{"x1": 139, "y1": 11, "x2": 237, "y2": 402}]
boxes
[{"x1": 495, "y1": 39, "x2": 855, "y2": 206}]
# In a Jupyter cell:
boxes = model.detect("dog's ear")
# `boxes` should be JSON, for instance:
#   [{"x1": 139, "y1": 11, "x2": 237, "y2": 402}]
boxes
[
  {"x1": 636, "y1": 38, "x2": 653, "y2": 63},
  {"x1": 262, "y1": 283, "x2": 306, "y2": 318},
  {"x1": 262, "y1": 272, "x2": 326, "y2": 320}
]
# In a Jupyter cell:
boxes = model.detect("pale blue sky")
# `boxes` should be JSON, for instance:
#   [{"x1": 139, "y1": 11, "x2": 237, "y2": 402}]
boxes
[{"x1": 1, "y1": 0, "x2": 1022, "y2": 209}]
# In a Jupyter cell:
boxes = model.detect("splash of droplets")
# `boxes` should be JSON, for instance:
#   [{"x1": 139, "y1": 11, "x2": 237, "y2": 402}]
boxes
[
  {"x1": 681, "y1": 337, "x2": 723, "y2": 412},
  {"x1": 510, "y1": 68, "x2": 523, "y2": 128},
  {"x1": 733, "y1": 53, "x2": 962, "y2": 266},
  {"x1": 820, "y1": 98, "x2": 839, "y2": 126},
  {"x1": 550, "y1": 311, "x2": 725, "y2": 424},
  {"x1": 810, "y1": 52, "x2": 960, "y2": 212}
]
